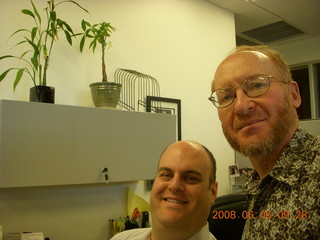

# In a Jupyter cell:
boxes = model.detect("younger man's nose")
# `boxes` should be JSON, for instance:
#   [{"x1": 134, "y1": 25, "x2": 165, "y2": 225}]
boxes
[{"x1": 168, "y1": 176, "x2": 184, "y2": 193}]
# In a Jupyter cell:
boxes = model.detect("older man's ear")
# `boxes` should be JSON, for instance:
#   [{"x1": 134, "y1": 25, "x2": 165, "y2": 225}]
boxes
[{"x1": 288, "y1": 81, "x2": 301, "y2": 108}]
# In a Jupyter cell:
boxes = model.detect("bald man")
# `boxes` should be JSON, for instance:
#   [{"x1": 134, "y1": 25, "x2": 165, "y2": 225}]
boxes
[{"x1": 111, "y1": 140, "x2": 218, "y2": 240}]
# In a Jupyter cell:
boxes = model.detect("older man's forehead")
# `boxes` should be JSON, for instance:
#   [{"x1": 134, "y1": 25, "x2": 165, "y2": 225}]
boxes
[{"x1": 212, "y1": 51, "x2": 274, "y2": 90}]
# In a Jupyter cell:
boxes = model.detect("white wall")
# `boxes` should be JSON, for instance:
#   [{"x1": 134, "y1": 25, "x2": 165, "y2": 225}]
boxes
[
  {"x1": 0, "y1": 0, "x2": 236, "y2": 239},
  {"x1": 273, "y1": 36, "x2": 320, "y2": 65}
]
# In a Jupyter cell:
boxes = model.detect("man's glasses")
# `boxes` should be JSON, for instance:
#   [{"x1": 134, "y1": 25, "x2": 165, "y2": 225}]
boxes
[{"x1": 208, "y1": 74, "x2": 284, "y2": 108}]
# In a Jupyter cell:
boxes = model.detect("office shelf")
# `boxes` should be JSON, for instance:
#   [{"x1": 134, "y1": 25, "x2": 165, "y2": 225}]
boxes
[{"x1": 0, "y1": 100, "x2": 176, "y2": 187}]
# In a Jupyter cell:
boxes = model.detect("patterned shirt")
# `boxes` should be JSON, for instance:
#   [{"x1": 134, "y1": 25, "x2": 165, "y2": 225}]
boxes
[{"x1": 242, "y1": 126, "x2": 320, "y2": 240}]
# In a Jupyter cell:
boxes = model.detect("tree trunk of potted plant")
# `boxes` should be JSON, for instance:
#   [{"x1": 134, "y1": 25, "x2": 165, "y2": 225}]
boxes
[{"x1": 81, "y1": 20, "x2": 121, "y2": 108}]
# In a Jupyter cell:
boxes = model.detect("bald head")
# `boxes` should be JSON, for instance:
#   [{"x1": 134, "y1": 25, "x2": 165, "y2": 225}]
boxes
[
  {"x1": 212, "y1": 45, "x2": 292, "y2": 91},
  {"x1": 159, "y1": 141, "x2": 217, "y2": 186}
]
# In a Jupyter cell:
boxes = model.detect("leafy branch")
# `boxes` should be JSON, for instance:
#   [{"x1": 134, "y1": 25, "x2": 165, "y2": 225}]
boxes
[
  {"x1": 0, "y1": 0, "x2": 88, "y2": 91},
  {"x1": 79, "y1": 20, "x2": 116, "y2": 82}
]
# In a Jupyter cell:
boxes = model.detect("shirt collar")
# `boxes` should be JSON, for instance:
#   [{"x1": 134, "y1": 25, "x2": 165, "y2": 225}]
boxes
[
  {"x1": 187, "y1": 223, "x2": 215, "y2": 240},
  {"x1": 148, "y1": 223, "x2": 215, "y2": 240}
]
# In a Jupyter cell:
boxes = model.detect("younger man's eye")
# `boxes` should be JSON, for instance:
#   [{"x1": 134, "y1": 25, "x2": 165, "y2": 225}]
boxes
[
  {"x1": 185, "y1": 176, "x2": 200, "y2": 183},
  {"x1": 158, "y1": 172, "x2": 172, "y2": 179}
]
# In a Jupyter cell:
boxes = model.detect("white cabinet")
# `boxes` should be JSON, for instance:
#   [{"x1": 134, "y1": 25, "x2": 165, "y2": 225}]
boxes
[{"x1": 0, "y1": 100, "x2": 176, "y2": 187}]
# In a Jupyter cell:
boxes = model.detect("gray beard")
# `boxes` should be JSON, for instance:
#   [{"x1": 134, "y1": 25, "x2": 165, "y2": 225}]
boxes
[{"x1": 223, "y1": 94, "x2": 297, "y2": 158}]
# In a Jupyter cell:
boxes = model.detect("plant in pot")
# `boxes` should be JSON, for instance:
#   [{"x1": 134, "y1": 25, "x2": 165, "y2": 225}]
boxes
[
  {"x1": 79, "y1": 20, "x2": 121, "y2": 108},
  {"x1": 0, "y1": 0, "x2": 88, "y2": 103}
]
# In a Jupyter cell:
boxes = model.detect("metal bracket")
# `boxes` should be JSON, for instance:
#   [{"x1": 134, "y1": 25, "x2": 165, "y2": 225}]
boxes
[{"x1": 102, "y1": 167, "x2": 109, "y2": 184}]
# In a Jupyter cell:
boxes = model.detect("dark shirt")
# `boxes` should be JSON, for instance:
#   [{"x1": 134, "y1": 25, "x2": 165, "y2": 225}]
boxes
[{"x1": 242, "y1": 126, "x2": 320, "y2": 240}]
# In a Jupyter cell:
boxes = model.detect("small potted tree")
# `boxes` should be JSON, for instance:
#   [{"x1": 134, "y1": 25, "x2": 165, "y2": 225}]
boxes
[
  {"x1": 0, "y1": 0, "x2": 88, "y2": 103},
  {"x1": 80, "y1": 20, "x2": 121, "y2": 108}
]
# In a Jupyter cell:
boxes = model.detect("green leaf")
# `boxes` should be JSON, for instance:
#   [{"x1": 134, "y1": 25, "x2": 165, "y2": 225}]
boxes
[
  {"x1": 31, "y1": 0, "x2": 41, "y2": 24},
  {"x1": 50, "y1": 11, "x2": 57, "y2": 22},
  {"x1": 79, "y1": 35, "x2": 85, "y2": 52},
  {"x1": 88, "y1": 40, "x2": 94, "y2": 49},
  {"x1": 31, "y1": 27, "x2": 37, "y2": 41},
  {"x1": 51, "y1": 22, "x2": 58, "y2": 36},
  {"x1": 43, "y1": 45, "x2": 48, "y2": 56},
  {"x1": 58, "y1": 1, "x2": 89, "y2": 14},
  {"x1": 21, "y1": 9, "x2": 35, "y2": 19},
  {"x1": 62, "y1": 21, "x2": 73, "y2": 34},
  {"x1": 0, "y1": 55, "x2": 15, "y2": 60},
  {"x1": 0, "y1": 68, "x2": 15, "y2": 81},
  {"x1": 56, "y1": 18, "x2": 62, "y2": 24},
  {"x1": 31, "y1": 55, "x2": 38, "y2": 69},
  {"x1": 81, "y1": 20, "x2": 87, "y2": 31},
  {"x1": 9, "y1": 28, "x2": 29, "y2": 39},
  {"x1": 13, "y1": 40, "x2": 28, "y2": 48},
  {"x1": 82, "y1": 20, "x2": 91, "y2": 30},
  {"x1": 91, "y1": 23, "x2": 99, "y2": 29},
  {"x1": 85, "y1": 29, "x2": 94, "y2": 38},
  {"x1": 13, "y1": 69, "x2": 25, "y2": 92},
  {"x1": 46, "y1": 29, "x2": 55, "y2": 39},
  {"x1": 92, "y1": 41, "x2": 97, "y2": 53},
  {"x1": 19, "y1": 50, "x2": 31, "y2": 59},
  {"x1": 31, "y1": 50, "x2": 39, "y2": 69},
  {"x1": 64, "y1": 30, "x2": 72, "y2": 45},
  {"x1": 25, "y1": 37, "x2": 39, "y2": 54}
]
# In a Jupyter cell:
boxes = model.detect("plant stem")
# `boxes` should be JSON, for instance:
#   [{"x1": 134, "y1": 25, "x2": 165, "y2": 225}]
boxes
[
  {"x1": 101, "y1": 43, "x2": 107, "y2": 82},
  {"x1": 42, "y1": 0, "x2": 55, "y2": 86},
  {"x1": 38, "y1": 64, "x2": 42, "y2": 86}
]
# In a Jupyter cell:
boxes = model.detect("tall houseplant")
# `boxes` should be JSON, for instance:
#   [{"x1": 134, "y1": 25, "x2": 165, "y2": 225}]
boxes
[
  {"x1": 0, "y1": 0, "x2": 88, "y2": 103},
  {"x1": 80, "y1": 20, "x2": 121, "y2": 108}
]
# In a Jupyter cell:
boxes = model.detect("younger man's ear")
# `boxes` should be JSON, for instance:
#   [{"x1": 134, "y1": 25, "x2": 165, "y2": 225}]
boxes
[{"x1": 210, "y1": 182, "x2": 218, "y2": 204}]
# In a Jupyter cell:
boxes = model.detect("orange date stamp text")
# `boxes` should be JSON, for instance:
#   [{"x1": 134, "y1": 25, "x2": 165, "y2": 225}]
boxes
[{"x1": 212, "y1": 210, "x2": 308, "y2": 220}]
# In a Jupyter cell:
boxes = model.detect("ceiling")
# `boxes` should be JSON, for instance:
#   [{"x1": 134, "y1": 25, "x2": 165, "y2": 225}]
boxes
[{"x1": 207, "y1": 0, "x2": 320, "y2": 46}]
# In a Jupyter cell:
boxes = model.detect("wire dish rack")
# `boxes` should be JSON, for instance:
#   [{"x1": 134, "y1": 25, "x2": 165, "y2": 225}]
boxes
[{"x1": 114, "y1": 68, "x2": 161, "y2": 111}]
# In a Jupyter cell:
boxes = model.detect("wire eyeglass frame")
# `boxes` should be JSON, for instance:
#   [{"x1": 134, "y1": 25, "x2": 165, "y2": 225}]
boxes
[{"x1": 208, "y1": 74, "x2": 285, "y2": 108}]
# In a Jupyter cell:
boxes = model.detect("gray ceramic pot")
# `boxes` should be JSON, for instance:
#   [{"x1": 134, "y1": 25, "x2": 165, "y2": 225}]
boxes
[{"x1": 89, "y1": 82, "x2": 122, "y2": 108}]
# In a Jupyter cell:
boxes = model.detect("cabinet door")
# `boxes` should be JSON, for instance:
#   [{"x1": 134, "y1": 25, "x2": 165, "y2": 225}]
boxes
[{"x1": 0, "y1": 100, "x2": 176, "y2": 187}]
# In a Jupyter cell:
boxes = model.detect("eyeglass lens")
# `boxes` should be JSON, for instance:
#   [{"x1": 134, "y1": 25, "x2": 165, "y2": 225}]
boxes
[{"x1": 211, "y1": 75, "x2": 270, "y2": 108}]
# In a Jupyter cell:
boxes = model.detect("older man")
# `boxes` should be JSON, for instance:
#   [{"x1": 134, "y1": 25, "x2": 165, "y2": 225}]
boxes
[{"x1": 209, "y1": 45, "x2": 320, "y2": 239}]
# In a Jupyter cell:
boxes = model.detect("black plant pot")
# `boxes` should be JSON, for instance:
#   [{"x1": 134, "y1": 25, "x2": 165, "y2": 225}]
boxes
[{"x1": 30, "y1": 86, "x2": 55, "y2": 103}]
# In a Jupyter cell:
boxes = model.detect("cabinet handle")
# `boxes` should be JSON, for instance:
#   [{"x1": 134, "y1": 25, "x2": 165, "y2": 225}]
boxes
[{"x1": 102, "y1": 168, "x2": 109, "y2": 184}]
